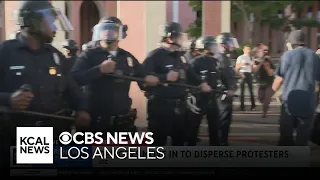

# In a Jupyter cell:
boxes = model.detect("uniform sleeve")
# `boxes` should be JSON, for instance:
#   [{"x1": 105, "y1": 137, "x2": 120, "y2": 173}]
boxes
[
  {"x1": 57, "y1": 54, "x2": 87, "y2": 111},
  {"x1": 186, "y1": 62, "x2": 203, "y2": 85},
  {"x1": 221, "y1": 58, "x2": 237, "y2": 91},
  {"x1": 0, "y1": 44, "x2": 12, "y2": 107},
  {"x1": 276, "y1": 52, "x2": 289, "y2": 78},
  {"x1": 142, "y1": 55, "x2": 167, "y2": 81},
  {"x1": 131, "y1": 55, "x2": 146, "y2": 78},
  {"x1": 71, "y1": 51, "x2": 102, "y2": 86}
]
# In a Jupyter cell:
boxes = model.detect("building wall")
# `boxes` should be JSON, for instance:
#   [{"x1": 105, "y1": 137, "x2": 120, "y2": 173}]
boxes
[{"x1": 166, "y1": 1, "x2": 196, "y2": 31}]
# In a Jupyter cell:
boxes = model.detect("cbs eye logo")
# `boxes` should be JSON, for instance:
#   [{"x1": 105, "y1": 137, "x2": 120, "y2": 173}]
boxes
[{"x1": 59, "y1": 132, "x2": 73, "y2": 145}]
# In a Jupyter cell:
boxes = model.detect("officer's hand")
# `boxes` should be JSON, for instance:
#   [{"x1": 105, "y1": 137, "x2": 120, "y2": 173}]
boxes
[
  {"x1": 144, "y1": 75, "x2": 159, "y2": 86},
  {"x1": 75, "y1": 111, "x2": 91, "y2": 127},
  {"x1": 226, "y1": 90, "x2": 234, "y2": 96},
  {"x1": 10, "y1": 91, "x2": 34, "y2": 110},
  {"x1": 199, "y1": 82, "x2": 212, "y2": 92},
  {"x1": 166, "y1": 70, "x2": 179, "y2": 82},
  {"x1": 99, "y1": 60, "x2": 116, "y2": 73}
]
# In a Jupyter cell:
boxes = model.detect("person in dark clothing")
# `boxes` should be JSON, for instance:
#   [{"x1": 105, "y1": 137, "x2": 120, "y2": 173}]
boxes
[
  {"x1": 186, "y1": 35, "x2": 230, "y2": 146},
  {"x1": 71, "y1": 16, "x2": 159, "y2": 134},
  {"x1": 143, "y1": 22, "x2": 212, "y2": 146},
  {"x1": 273, "y1": 30, "x2": 320, "y2": 146},
  {"x1": 184, "y1": 39, "x2": 200, "y2": 64},
  {"x1": 214, "y1": 32, "x2": 239, "y2": 146},
  {"x1": 0, "y1": 0, "x2": 90, "y2": 175},
  {"x1": 253, "y1": 46, "x2": 275, "y2": 118},
  {"x1": 62, "y1": 39, "x2": 79, "y2": 72}
]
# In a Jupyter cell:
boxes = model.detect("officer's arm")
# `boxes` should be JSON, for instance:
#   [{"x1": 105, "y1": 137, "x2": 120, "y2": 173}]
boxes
[
  {"x1": 131, "y1": 55, "x2": 146, "y2": 78},
  {"x1": 142, "y1": 55, "x2": 167, "y2": 81},
  {"x1": 0, "y1": 44, "x2": 11, "y2": 107},
  {"x1": 186, "y1": 61, "x2": 203, "y2": 86},
  {"x1": 60, "y1": 55, "x2": 88, "y2": 111},
  {"x1": 71, "y1": 51, "x2": 102, "y2": 86},
  {"x1": 221, "y1": 60, "x2": 237, "y2": 91}
]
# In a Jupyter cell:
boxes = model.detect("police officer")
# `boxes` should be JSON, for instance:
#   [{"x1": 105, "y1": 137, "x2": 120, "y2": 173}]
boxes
[
  {"x1": 142, "y1": 22, "x2": 212, "y2": 146},
  {"x1": 0, "y1": 0, "x2": 90, "y2": 174},
  {"x1": 215, "y1": 32, "x2": 239, "y2": 146},
  {"x1": 186, "y1": 35, "x2": 231, "y2": 146},
  {"x1": 184, "y1": 39, "x2": 200, "y2": 64},
  {"x1": 62, "y1": 39, "x2": 79, "y2": 72},
  {"x1": 71, "y1": 16, "x2": 159, "y2": 134}
]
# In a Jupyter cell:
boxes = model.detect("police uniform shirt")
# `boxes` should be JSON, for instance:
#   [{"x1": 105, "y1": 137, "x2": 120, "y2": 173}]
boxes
[
  {"x1": 215, "y1": 53, "x2": 237, "y2": 91},
  {"x1": 0, "y1": 37, "x2": 87, "y2": 113},
  {"x1": 71, "y1": 46, "x2": 146, "y2": 115},
  {"x1": 191, "y1": 55, "x2": 228, "y2": 89},
  {"x1": 142, "y1": 47, "x2": 202, "y2": 98}
]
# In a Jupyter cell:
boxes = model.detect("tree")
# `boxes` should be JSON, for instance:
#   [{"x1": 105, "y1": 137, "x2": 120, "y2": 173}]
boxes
[
  {"x1": 232, "y1": 1, "x2": 318, "y2": 46},
  {"x1": 187, "y1": 1, "x2": 202, "y2": 38}
]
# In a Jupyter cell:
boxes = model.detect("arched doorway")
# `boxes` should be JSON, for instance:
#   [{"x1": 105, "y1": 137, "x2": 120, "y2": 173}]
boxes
[{"x1": 80, "y1": 1, "x2": 100, "y2": 47}]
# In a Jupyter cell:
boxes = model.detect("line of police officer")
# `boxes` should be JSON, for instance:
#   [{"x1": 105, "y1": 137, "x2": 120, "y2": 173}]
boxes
[{"x1": 0, "y1": 0, "x2": 239, "y2": 174}]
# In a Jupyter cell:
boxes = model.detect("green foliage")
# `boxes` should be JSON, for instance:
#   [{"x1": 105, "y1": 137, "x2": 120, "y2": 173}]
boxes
[
  {"x1": 232, "y1": 1, "x2": 319, "y2": 30},
  {"x1": 188, "y1": 1, "x2": 202, "y2": 11},
  {"x1": 187, "y1": 1, "x2": 202, "y2": 38}
]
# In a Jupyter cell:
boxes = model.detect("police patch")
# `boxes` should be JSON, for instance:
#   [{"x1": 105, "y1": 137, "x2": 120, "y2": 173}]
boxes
[
  {"x1": 49, "y1": 67, "x2": 57, "y2": 75},
  {"x1": 127, "y1": 57, "x2": 133, "y2": 67},
  {"x1": 53, "y1": 53, "x2": 60, "y2": 65}
]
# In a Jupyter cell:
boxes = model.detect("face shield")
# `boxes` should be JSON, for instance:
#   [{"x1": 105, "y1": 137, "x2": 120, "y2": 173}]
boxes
[
  {"x1": 36, "y1": 8, "x2": 74, "y2": 32},
  {"x1": 92, "y1": 23, "x2": 124, "y2": 42}
]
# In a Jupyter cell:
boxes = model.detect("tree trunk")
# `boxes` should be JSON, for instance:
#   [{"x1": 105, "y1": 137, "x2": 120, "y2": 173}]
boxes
[{"x1": 241, "y1": 12, "x2": 251, "y2": 44}]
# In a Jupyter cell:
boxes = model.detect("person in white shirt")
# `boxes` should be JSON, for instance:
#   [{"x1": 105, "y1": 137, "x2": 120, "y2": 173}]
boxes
[{"x1": 235, "y1": 45, "x2": 256, "y2": 111}]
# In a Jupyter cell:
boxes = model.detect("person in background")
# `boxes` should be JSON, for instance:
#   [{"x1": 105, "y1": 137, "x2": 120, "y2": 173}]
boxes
[
  {"x1": 253, "y1": 45, "x2": 275, "y2": 118},
  {"x1": 184, "y1": 39, "x2": 200, "y2": 65},
  {"x1": 62, "y1": 39, "x2": 79, "y2": 72},
  {"x1": 273, "y1": 30, "x2": 320, "y2": 146},
  {"x1": 235, "y1": 45, "x2": 256, "y2": 111}
]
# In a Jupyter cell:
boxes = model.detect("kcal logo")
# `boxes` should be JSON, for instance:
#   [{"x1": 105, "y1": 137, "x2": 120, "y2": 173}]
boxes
[{"x1": 16, "y1": 127, "x2": 53, "y2": 164}]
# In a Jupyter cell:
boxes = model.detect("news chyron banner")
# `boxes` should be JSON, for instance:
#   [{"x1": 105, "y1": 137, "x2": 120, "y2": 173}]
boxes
[{"x1": 12, "y1": 127, "x2": 310, "y2": 168}]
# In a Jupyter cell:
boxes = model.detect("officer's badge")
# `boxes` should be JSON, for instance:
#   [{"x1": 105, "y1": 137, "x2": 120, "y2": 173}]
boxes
[
  {"x1": 49, "y1": 67, "x2": 57, "y2": 75},
  {"x1": 179, "y1": 69, "x2": 186, "y2": 80},
  {"x1": 180, "y1": 56, "x2": 187, "y2": 64},
  {"x1": 127, "y1": 57, "x2": 133, "y2": 67},
  {"x1": 53, "y1": 53, "x2": 60, "y2": 65}
]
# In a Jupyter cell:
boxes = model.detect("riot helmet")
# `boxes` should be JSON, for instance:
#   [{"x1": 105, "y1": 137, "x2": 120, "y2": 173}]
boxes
[
  {"x1": 194, "y1": 35, "x2": 218, "y2": 55},
  {"x1": 62, "y1": 39, "x2": 78, "y2": 56},
  {"x1": 92, "y1": 16, "x2": 128, "y2": 43},
  {"x1": 215, "y1": 32, "x2": 239, "y2": 53},
  {"x1": 159, "y1": 22, "x2": 188, "y2": 48},
  {"x1": 16, "y1": 1, "x2": 73, "y2": 43},
  {"x1": 62, "y1": 39, "x2": 78, "y2": 50}
]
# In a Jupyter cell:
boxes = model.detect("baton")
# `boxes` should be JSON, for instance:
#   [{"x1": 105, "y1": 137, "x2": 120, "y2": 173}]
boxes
[
  {"x1": 105, "y1": 73, "x2": 239, "y2": 97},
  {"x1": 0, "y1": 106, "x2": 74, "y2": 121}
]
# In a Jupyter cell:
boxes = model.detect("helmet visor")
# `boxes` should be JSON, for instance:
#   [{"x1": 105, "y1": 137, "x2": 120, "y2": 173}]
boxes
[
  {"x1": 222, "y1": 38, "x2": 240, "y2": 49},
  {"x1": 37, "y1": 8, "x2": 74, "y2": 31},
  {"x1": 92, "y1": 23, "x2": 124, "y2": 42}
]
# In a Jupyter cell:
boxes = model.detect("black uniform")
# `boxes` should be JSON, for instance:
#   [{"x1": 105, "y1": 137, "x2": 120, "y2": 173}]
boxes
[
  {"x1": 187, "y1": 55, "x2": 229, "y2": 146},
  {"x1": 215, "y1": 53, "x2": 237, "y2": 145},
  {"x1": 0, "y1": 37, "x2": 87, "y2": 172},
  {"x1": 62, "y1": 39, "x2": 79, "y2": 72},
  {"x1": 71, "y1": 47, "x2": 145, "y2": 133},
  {"x1": 143, "y1": 47, "x2": 203, "y2": 146}
]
